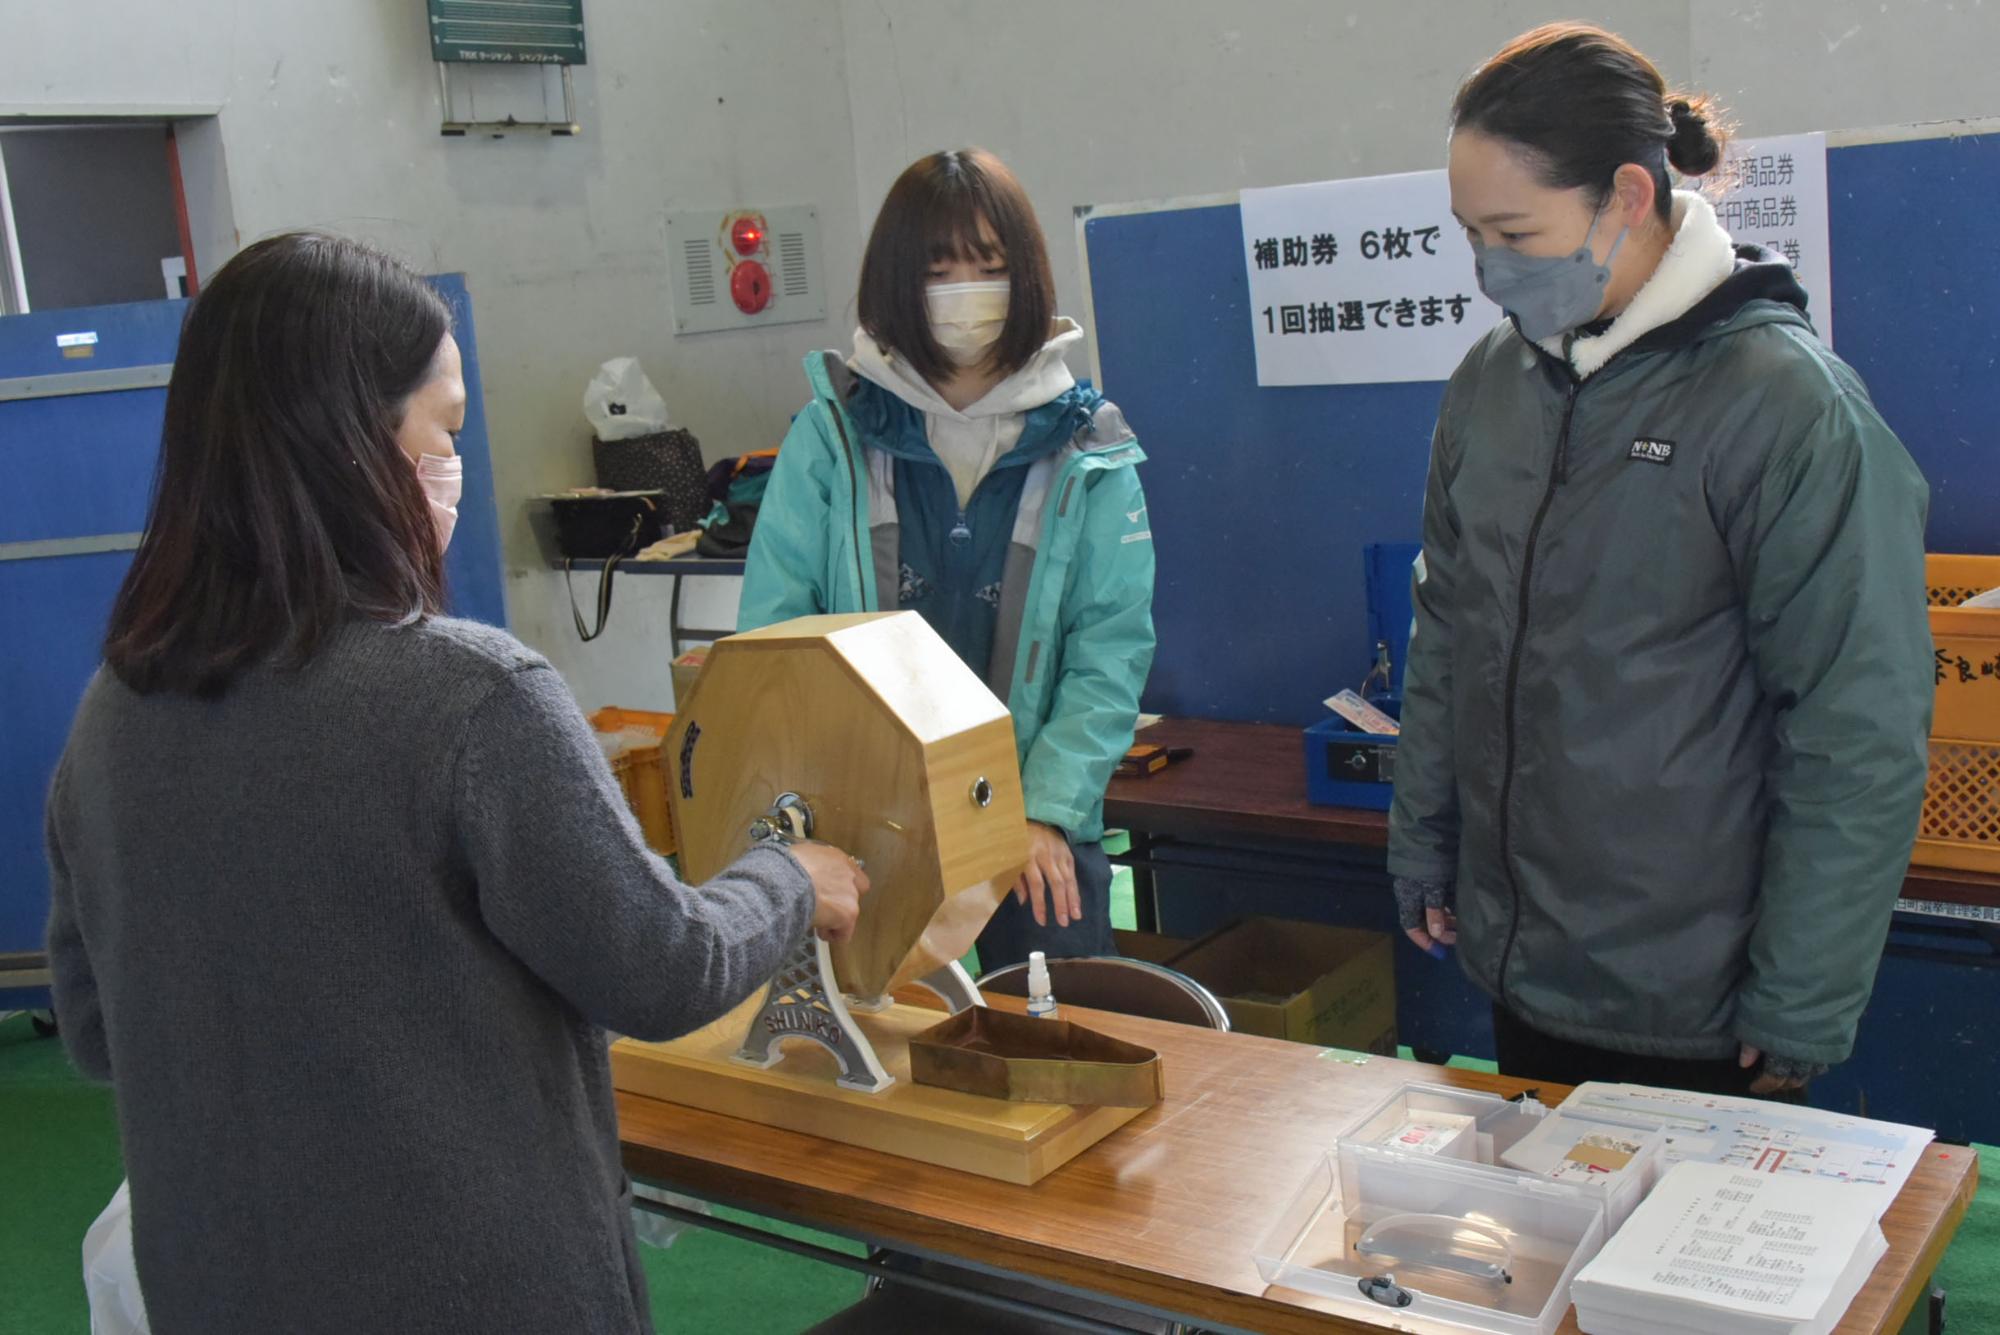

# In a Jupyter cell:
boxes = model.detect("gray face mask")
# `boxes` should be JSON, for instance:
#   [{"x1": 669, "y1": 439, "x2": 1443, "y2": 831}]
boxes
[{"x1": 1472, "y1": 208, "x2": 1627, "y2": 342}]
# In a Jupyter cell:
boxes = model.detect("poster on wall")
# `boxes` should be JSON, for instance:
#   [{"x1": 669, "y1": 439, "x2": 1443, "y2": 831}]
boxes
[
  {"x1": 1240, "y1": 131, "x2": 1833, "y2": 385},
  {"x1": 1712, "y1": 131, "x2": 1832, "y2": 344},
  {"x1": 1238, "y1": 169, "x2": 1499, "y2": 387}
]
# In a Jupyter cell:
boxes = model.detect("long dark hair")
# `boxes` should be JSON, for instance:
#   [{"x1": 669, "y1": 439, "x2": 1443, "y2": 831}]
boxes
[
  {"x1": 1452, "y1": 23, "x2": 1732, "y2": 222},
  {"x1": 104, "y1": 232, "x2": 453, "y2": 697},
  {"x1": 857, "y1": 148, "x2": 1057, "y2": 386}
]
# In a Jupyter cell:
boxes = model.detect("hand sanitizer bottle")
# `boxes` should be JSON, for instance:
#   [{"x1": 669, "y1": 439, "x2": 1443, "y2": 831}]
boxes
[{"x1": 1026, "y1": 951, "x2": 1058, "y2": 1019}]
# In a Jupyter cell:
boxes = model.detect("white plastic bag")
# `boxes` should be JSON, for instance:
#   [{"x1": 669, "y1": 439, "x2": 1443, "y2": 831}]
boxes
[
  {"x1": 1963, "y1": 586, "x2": 2000, "y2": 609},
  {"x1": 83, "y1": 1180, "x2": 151, "y2": 1335},
  {"x1": 583, "y1": 357, "x2": 672, "y2": 441}
]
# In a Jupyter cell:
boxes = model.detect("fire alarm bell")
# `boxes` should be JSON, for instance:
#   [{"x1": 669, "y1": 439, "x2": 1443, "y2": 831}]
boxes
[
  {"x1": 667, "y1": 206, "x2": 825, "y2": 334},
  {"x1": 730, "y1": 260, "x2": 772, "y2": 314}
]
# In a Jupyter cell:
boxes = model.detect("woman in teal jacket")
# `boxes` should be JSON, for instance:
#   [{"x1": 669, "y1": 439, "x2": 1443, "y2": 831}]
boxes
[{"x1": 741, "y1": 148, "x2": 1156, "y2": 970}]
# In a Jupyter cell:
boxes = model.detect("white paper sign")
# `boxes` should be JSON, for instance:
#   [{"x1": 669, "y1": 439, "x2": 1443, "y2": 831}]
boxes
[
  {"x1": 1240, "y1": 170, "x2": 1499, "y2": 386},
  {"x1": 1713, "y1": 131, "x2": 1831, "y2": 343}
]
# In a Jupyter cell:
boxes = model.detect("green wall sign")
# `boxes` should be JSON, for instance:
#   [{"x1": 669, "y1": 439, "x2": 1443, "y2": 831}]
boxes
[{"x1": 428, "y1": 0, "x2": 586, "y2": 65}]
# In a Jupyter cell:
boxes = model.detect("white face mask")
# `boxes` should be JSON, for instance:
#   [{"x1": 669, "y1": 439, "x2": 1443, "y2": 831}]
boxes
[{"x1": 925, "y1": 280, "x2": 1010, "y2": 366}]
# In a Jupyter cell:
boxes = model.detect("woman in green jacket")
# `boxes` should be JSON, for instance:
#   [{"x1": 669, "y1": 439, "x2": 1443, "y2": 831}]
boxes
[
  {"x1": 1389, "y1": 24, "x2": 1933, "y2": 1096},
  {"x1": 740, "y1": 149, "x2": 1156, "y2": 971}
]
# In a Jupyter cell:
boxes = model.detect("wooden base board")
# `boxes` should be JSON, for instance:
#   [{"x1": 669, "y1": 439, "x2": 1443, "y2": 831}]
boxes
[{"x1": 611, "y1": 998, "x2": 1147, "y2": 1186}]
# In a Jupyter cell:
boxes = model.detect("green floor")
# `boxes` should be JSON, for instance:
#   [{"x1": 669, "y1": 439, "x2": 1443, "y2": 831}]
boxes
[
  {"x1": 0, "y1": 1009, "x2": 871, "y2": 1332},
  {"x1": 3, "y1": 862, "x2": 1994, "y2": 1332}
]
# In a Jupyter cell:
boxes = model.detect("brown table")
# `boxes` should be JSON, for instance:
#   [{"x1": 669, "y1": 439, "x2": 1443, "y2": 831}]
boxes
[
  {"x1": 1105, "y1": 717, "x2": 2000, "y2": 931},
  {"x1": 619, "y1": 996, "x2": 1977, "y2": 1334}
]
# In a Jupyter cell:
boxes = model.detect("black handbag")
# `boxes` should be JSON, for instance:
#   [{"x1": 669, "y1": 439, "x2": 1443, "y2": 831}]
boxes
[
  {"x1": 696, "y1": 502, "x2": 760, "y2": 559},
  {"x1": 550, "y1": 492, "x2": 666, "y2": 642},
  {"x1": 593, "y1": 429, "x2": 707, "y2": 532}
]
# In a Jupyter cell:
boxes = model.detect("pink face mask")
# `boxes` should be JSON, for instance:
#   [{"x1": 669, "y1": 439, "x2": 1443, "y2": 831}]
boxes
[{"x1": 413, "y1": 452, "x2": 463, "y2": 553}]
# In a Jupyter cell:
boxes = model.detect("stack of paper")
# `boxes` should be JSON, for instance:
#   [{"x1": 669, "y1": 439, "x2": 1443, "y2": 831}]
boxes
[
  {"x1": 1559, "y1": 1081, "x2": 1932, "y2": 1217},
  {"x1": 1572, "y1": 1161, "x2": 1886, "y2": 1335}
]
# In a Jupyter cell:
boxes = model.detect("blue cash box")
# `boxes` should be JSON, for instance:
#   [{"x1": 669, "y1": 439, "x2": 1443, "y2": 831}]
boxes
[
  {"x1": 1305, "y1": 703, "x2": 1402, "y2": 809},
  {"x1": 1304, "y1": 543, "x2": 1419, "y2": 810}
]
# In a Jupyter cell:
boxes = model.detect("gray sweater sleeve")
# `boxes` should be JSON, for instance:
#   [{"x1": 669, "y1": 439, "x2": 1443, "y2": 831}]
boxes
[
  {"x1": 44, "y1": 761, "x2": 112, "y2": 1083},
  {"x1": 455, "y1": 664, "x2": 814, "y2": 1041}
]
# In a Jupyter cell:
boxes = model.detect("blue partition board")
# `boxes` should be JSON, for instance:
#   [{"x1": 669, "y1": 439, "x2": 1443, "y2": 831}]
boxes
[
  {"x1": 1, "y1": 275, "x2": 505, "y2": 1000},
  {"x1": 1086, "y1": 131, "x2": 2000, "y2": 727},
  {"x1": 432, "y1": 273, "x2": 508, "y2": 629},
  {"x1": 1088, "y1": 201, "x2": 1435, "y2": 726},
  {"x1": 1828, "y1": 134, "x2": 2000, "y2": 556}
]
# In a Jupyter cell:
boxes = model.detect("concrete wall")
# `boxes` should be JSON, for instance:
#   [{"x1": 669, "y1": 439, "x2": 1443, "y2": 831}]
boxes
[
  {"x1": 837, "y1": 0, "x2": 2000, "y2": 381},
  {"x1": 835, "y1": 1, "x2": 1689, "y2": 379},
  {"x1": 0, "y1": 125, "x2": 184, "y2": 309},
  {"x1": 1691, "y1": 0, "x2": 2000, "y2": 137},
  {"x1": 1, "y1": 0, "x2": 864, "y2": 713}
]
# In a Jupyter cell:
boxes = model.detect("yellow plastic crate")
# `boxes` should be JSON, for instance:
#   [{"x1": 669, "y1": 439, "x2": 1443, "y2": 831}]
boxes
[
  {"x1": 1917, "y1": 555, "x2": 2000, "y2": 872},
  {"x1": 588, "y1": 706, "x2": 678, "y2": 858}
]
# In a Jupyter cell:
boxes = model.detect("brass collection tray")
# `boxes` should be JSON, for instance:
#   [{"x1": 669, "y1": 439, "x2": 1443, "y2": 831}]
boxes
[{"x1": 909, "y1": 1007, "x2": 1165, "y2": 1109}]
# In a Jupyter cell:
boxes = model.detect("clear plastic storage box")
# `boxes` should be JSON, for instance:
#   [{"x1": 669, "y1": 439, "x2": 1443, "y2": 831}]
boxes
[
  {"x1": 1253, "y1": 1144, "x2": 1606, "y2": 1335},
  {"x1": 1341, "y1": 1083, "x2": 1664, "y2": 1230},
  {"x1": 1250, "y1": 1083, "x2": 1670, "y2": 1333}
]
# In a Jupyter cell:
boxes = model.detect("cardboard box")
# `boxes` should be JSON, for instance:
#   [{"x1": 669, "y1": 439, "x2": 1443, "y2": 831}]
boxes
[
  {"x1": 1112, "y1": 929, "x2": 1191, "y2": 966},
  {"x1": 670, "y1": 646, "x2": 709, "y2": 709},
  {"x1": 1169, "y1": 917, "x2": 1397, "y2": 1053}
]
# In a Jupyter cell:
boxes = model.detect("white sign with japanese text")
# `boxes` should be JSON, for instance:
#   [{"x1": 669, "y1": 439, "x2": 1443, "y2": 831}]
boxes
[
  {"x1": 1713, "y1": 131, "x2": 1831, "y2": 343},
  {"x1": 1239, "y1": 169, "x2": 1498, "y2": 387}
]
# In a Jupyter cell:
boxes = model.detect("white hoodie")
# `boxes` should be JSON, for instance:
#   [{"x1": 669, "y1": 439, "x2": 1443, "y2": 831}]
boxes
[
  {"x1": 849, "y1": 318, "x2": 1087, "y2": 509},
  {"x1": 1540, "y1": 191, "x2": 1738, "y2": 380}
]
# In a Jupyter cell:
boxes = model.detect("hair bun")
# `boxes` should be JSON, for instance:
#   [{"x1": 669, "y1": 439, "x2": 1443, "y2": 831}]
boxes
[{"x1": 1667, "y1": 96, "x2": 1722, "y2": 176}]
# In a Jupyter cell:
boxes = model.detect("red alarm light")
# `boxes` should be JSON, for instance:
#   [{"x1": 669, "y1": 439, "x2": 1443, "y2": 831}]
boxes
[{"x1": 730, "y1": 216, "x2": 766, "y2": 256}]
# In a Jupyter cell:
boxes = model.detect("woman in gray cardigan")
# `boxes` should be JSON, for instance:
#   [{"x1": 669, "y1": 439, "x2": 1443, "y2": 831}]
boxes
[{"x1": 44, "y1": 232, "x2": 868, "y2": 1334}]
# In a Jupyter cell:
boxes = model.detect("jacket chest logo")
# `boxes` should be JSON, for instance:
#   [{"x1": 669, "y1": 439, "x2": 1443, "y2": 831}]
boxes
[{"x1": 1628, "y1": 438, "x2": 1676, "y2": 466}]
